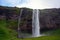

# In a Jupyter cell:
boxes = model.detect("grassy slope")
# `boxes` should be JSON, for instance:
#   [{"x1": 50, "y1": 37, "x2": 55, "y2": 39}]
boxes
[
  {"x1": 0, "y1": 20, "x2": 60, "y2": 40},
  {"x1": 0, "y1": 20, "x2": 18, "y2": 40}
]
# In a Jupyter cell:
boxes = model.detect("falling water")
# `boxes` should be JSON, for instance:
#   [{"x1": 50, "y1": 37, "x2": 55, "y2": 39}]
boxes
[
  {"x1": 18, "y1": 9, "x2": 23, "y2": 38},
  {"x1": 18, "y1": 9, "x2": 40, "y2": 38},
  {"x1": 32, "y1": 9, "x2": 40, "y2": 37}
]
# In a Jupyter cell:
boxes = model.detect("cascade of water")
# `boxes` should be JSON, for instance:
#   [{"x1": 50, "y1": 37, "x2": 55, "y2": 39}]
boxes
[
  {"x1": 32, "y1": 9, "x2": 40, "y2": 37},
  {"x1": 18, "y1": 9, "x2": 23, "y2": 38},
  {"x1": 18, "y1": 9, "x2": 40, "y2": 38}
]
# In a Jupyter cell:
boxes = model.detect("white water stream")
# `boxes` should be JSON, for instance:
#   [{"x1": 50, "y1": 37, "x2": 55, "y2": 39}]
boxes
[{"x1": 32, "y1": 9, "x2": 40, "y2": 37}]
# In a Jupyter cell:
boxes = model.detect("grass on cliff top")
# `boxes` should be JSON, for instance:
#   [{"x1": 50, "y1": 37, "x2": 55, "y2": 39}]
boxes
[{"x1": 0, "y1": 20, "x2": 60, "y2": 40}]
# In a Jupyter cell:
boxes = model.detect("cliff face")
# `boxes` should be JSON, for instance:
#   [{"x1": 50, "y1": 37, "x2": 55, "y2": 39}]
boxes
[
  {"x1": 40, "y1": 9, "x2": 60, "y2": 31},
  {"x1": 0, "y1": 6, "x2": 60, "y2": 33}
]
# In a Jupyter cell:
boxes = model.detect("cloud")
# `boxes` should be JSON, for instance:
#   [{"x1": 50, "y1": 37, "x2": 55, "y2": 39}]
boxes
[
  {"x1": 16, "y1": 0, "x2": 53, "y2": 9},
  {"x1": 0, "y1": 0, "x2": 60, "y2": 9},
  {"x1": 0, "y1": 0, "x2": 29, "y2": 6}
]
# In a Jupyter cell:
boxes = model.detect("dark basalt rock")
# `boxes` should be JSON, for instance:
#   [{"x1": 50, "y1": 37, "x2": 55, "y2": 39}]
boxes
[{"x1": 0, "y1": 6, "x2": 60, "y2": 33}]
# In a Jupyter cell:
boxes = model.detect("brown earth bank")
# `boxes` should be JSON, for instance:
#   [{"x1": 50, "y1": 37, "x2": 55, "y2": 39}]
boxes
[{"x1": 0, "y1": 6, "x2": 60, "y2": 33}]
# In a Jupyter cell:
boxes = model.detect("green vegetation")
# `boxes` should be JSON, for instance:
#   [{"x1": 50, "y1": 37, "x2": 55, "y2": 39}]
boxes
[
  {"x1": 0, "y1": 20, "x2": 60, "y2": 40},
  {"x1": 0, "y1": 6, "x2": 60, "y2": 40},
  {"x1": 0, "y1": 20, "x2": 18, "y2": 40}
]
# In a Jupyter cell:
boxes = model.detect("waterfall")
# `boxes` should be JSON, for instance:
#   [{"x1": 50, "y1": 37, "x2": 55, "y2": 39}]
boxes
[
  {"x1": 18, "y1": 9, "x2": 40, "y2": 38},
  {"x1": 32, "y1": 9, "x2": 40, "y2": 37},
  {"x1": 18, "y1": 9, "x2": 23, "y2": 38}
]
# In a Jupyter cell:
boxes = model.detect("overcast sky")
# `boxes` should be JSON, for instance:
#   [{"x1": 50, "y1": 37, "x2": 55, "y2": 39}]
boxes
[{"x1": 0, "y1": 0, "x2": 60, "y2": 9}]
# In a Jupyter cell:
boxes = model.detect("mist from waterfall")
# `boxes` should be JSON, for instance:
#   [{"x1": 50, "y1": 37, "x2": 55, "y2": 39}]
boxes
[{"x1": 32, "y1": 9, "x2": 40, "y2": 37}]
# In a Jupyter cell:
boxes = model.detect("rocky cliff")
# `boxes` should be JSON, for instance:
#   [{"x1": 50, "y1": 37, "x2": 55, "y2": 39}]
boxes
[{"x1": 0, "y1": 6, "x2": 60, "y2": 33}]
